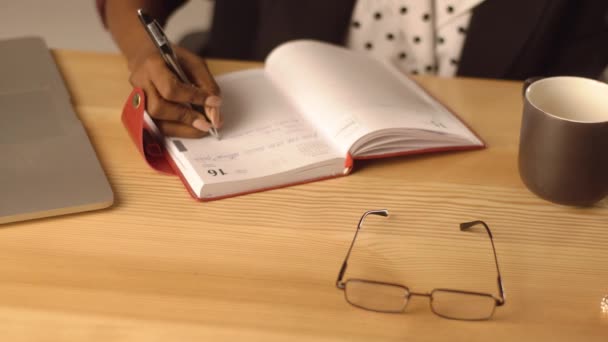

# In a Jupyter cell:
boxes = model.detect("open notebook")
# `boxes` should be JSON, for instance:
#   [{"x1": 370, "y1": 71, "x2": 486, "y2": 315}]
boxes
[{"x1": 123, "y1": 40, "x2": 483, "y2": 200}]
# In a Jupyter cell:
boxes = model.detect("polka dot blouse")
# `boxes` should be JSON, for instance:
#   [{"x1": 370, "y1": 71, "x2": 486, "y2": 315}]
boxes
[{"x1": 347, "y1": 0, "x2": 486, "y2": 77}]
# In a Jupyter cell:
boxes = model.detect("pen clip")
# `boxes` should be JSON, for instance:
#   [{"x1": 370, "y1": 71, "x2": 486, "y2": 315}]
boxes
[{"x1": 146, "y1": 21, "x2": 168, "y2": 48}]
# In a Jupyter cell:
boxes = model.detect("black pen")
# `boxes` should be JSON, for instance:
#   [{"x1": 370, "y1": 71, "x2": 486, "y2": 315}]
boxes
[{"x1": 137, "y1": 9, "x2": 220, "y2": 139}]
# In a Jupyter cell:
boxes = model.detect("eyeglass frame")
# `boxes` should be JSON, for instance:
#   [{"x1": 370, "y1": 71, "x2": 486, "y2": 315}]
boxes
[{"x1": 335, "y1": 209, "x2": 506, "y2": 321}]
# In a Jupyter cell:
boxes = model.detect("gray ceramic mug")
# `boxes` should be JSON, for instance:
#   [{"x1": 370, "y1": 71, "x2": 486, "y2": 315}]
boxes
[{"x1": 518, "y1": 76, "x2": 608, "y2": 206}]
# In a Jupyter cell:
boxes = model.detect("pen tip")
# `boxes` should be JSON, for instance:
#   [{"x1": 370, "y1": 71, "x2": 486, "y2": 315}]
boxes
[{"x1": 211, "y1": 128, "x2": 221, "y2": 140}]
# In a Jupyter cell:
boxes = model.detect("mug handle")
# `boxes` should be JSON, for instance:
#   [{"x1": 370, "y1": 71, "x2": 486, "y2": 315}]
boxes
[{"x1": 522, "y1": 77, "x2": 544, "y2": 98}]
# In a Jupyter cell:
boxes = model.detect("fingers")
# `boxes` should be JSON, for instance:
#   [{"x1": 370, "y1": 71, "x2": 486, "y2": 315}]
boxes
[
  {"x1": 178, "y1": 47, "x2": 223, "y2": 128},
  {"x1": 149, "y1": 64, "x2": 207, "y2": 106},
  {"x1": 141, "y1": 82, "x2": 211, "y2": 133},
  {"x1": 128, "y1": 49, "x2": 223, "y2": 137}
]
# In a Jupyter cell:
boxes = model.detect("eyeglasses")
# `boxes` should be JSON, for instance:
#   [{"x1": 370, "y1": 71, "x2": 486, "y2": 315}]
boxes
[{"x1": 336, "y1": 209, "x2": 506, "y2": 321}]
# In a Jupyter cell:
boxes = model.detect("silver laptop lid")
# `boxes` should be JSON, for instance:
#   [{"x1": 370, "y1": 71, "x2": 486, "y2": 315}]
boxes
[{"x1": 0, "y1": 37, "x2": 113, "y2": 224}]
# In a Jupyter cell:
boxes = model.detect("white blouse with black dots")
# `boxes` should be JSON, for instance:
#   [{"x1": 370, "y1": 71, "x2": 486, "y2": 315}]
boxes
[{"x1": 347, "y1": 0, "x2": 486, "y2": 77}]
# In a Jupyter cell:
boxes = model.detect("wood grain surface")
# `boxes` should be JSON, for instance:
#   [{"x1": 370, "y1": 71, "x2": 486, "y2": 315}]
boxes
[{"x1": 0, "y1": 50, "x2": 606, "y2": 341}]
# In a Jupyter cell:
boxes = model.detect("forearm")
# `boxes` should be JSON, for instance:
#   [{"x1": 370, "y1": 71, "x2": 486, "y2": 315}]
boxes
[{"x1": 104, "y1": 0, "x2": 185, "y2": 69}]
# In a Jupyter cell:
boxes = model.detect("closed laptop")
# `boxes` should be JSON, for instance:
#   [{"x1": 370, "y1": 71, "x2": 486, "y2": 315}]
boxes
[{"x1": 0, "y1": 37, "x2": 113, "y2": 224}]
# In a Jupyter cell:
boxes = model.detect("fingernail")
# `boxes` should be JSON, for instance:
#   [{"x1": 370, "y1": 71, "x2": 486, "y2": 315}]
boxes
[
  {"x1": 205, "y1": 95, "x2": 222, "y2": 107},
  {"x1": 206, "y1": 106, "x2": 219, "y2": 128},
  {"x1": 215, "y1": 107, "x2": 223, "y2": 128},
  {"x1": 192, "y1": 119, "x2": 210, "y2": 132}
]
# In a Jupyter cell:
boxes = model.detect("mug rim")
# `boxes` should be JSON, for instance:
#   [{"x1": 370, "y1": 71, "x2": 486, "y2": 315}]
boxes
[{"x1": 524, "y1": 76, "x2": 608, "y2": 124}]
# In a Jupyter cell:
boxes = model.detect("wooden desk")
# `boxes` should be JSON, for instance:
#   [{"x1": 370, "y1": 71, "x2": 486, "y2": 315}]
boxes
[{"x1": 1, "y1": 50, "x2": 607, "y2": 341}]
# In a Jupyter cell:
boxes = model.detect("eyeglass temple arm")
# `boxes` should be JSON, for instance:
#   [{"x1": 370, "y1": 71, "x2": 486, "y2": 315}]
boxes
[
  {"x1": 460, "y1": 220, "x2": 506, "y2": 306},
  {"x1": 336, "y1": 209, "x2": 389, "y2": 289}
]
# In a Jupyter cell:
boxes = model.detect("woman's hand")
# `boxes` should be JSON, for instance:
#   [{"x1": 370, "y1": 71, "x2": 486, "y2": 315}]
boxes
[{"x1": 128, "y1": 45, "x2": 222, "y2": 138}]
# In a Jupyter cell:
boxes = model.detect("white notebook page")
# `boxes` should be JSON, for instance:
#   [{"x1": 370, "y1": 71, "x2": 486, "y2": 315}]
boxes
[{"x1": 265, "y1": 41, "x2": 481, "y2": 155}]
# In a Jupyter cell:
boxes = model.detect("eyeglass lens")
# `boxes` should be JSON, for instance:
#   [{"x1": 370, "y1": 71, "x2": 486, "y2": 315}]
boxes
[
  {"x1": 345, "y1": 280, "x2": 409, "y2": 313},
  {"x1": 431, "y1": 290, "x2": 496, "y2": 320}
]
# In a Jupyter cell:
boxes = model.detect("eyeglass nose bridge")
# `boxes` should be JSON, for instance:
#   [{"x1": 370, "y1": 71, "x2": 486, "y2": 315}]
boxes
[
  {"x1": 408, "y1": 291, "x2": 432, "y2": 298},
  {"x1": 403, "y1": 291, "x2": 433, "y2": 307},
  {"x1": 402, "y1": 291, "x2": 434, "y2": 313},
  {"x1": 405, "y1": 291, "x2": 443, "y2": 317}
]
